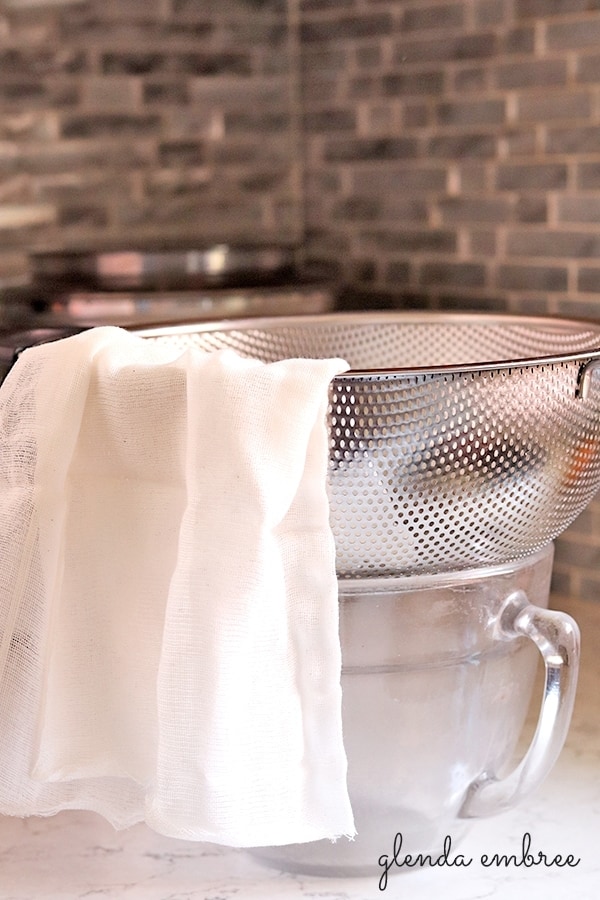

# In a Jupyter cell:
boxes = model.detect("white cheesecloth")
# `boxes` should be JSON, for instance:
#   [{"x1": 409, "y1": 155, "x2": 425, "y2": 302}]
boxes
[{"x1": 0, "y1": 326, "x2": 354, "y2": 846}]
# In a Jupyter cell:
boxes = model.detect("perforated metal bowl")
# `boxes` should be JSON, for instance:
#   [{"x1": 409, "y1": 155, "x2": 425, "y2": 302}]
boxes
[{"x1": 139, "y1": 312, "x2": 600, "y2": 576}]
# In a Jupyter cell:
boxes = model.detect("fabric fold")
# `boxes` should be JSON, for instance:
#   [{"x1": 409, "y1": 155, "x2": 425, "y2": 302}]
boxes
[{"x1": 0, "y1": 326, "x2": 354, "y2": 846}]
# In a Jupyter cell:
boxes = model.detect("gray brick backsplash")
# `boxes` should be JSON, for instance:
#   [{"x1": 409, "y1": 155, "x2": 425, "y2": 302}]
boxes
[
  {"x1": 60, "y1": 113, "x2": 162, "y2": 140},
  {"x1": 577, "y1": 162, "x2": 600, "y2": 189},
  {"x1": 360, "y1": 227, "x2": 458, "y2": 255},
  {"x1": 517, "y1": 89, "x2": 592, "y2": 122},
  {"x1": 437, "y1": 196, "x2": 512, "y2": 224},
  {"x1": 475, "y1": 0, "x2": 511, "y2": 28},
  {"x1": 452, "y1": 67, "x2": 488, "y2": 92},
  {"x1": 469, "y1": 229, "x2": 497, "y2": 255},
  {"x1": 324, "y1": 137, "x2": 418, "y2": 162},
  {"x1": 382, "y1": 71, "x2": 445, "y2": 97},
  {"x1": 506, "y1": 229, "x2": 600, "y2": 258},
  {"x1": 497, "y1": 263, "x2": 568, "y2": 291},
  {"x1": 303, "y1": 109, "x2": 356, "y2": 132},
  {"x1": 419, "y1": 261, "x2": 487, "y2": 288},
  {"x1": 576, "y1": 52, "x2": 600, "y2": 82},
  {"x1": 143, "y1": 82, "x2": 190, "y2": 105},
  {"x1": 2, "y1": 0, "x2": 600, "y2": 600},
  {"x1": 435, "y1": 98, "x2": 506, "y2": 127},
  {"x1": 384, "y1": 260, "x2": 411, "y2": 285},
  {"x1": 577, "y1": 268, "x2": 600, "y2": 292},
  {"x1": 500, "y1": 26, "x2": 535, "y2": 55},
  {"x1": 392, "y1": 32, "x2": 497, "y2": 65},
  {"x1": 547, "y1": 18, "x2": 600, "y2": 49},
  {"x1": 558, "y1": 195, "x2": 600, "y2": 223},
  {"x1": 301, "y1": 13, "x2": 393, "y2": 43},
  {"x1": 496, "y1": 163, "x2": 568, "y2": 191},
  {"x1": 546, "y1": 124, "x2": 600, "y2": 155},
  {"x1": 402, "y1": 3, "x2": 465, "y2": 32},
  {"x1": 494, "y1": 59, "x2": 567, "y2": 90},
  {"x1": 517, "y1": 0, "x2": 600, "y2": 17},
  {"x1": 426, "y1": 133, "x2": 497, "y2": 159},
  {"x1": 515, "y1": 195, "x2": 548, "y2": 223}
]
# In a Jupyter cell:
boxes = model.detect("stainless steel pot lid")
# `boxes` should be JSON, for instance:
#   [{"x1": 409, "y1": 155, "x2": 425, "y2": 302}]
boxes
[{"x1": 29, "y1": 243, "x2": 297, "y2": 292}]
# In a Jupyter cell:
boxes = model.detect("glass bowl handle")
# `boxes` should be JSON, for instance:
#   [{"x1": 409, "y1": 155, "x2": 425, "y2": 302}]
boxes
[{"x1": 459, "y1": 589, "x2": 580, "y2": 818}]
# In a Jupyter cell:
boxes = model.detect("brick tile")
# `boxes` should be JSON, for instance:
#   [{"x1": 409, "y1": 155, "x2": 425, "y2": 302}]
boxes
[
  {"x1": 475, "y1": 0, "x2": 510, "y2": 27},
  {"x1": 145, "y1": 169, "x2": 210, "y2": 197},
  {"x1": 550, "y1": 568, "x2": 572, "y2": 600},
  {"x1": 579, "y1": 576, "x2": 600, "y2": 604},
  {"x1": 58, "y1": 204, "x2": 110, "y2": 228},
  {"x1": 517, "y1": 0, "x2": 600, "y2": 18},
  {"x1": 81, "y1": 77, "x2": 140, "y2": 111},
  {"x1": 500, "y1": 26, "x2": 535, "y2": 55},
  {"x1": 419, "y1": 261, "x2": 486, "y2": 287},
  {"x1": 403, "y1": 102, "x2": 430, "y2": 127},
  {"x1": 324, "y1": 137, "x2": 419, "y2": 162},
  {"x1": 224, "y1": 110, "x2": 289, "y2": 134},
  {"x1": 347, "y1": 76, "x2": 374, "y2": 100},
  {"x1": 452, "y1": 67, "x2": 488, "y2": 92},
  {"x1": 331, "y1": 196, "x2": 382, "y2": 221},
  {"x1": 506, "y1": 229, "x2": 600, "y2": 258},
  {"x1": 496, "y1": 163, "x2": 567, "y2": 190},
  {"x1": 458, "y1": 164, "x2": 488, "y2": 191},
  {"x1": 576, "y1": 52, "x2": 600, "y2": 83},
  {"x1": 0, "y1": 251, "x2": 28, "y2": 280},
  {"x1": 0, "y1": 81, "x2": 79, "y2": 109},
  {"x1": 437, "y1": 196, "x2": 511, "y2": 223},
  {"x1": 360, "y1": 228, "x2": 457, "y2": 253},
  {"x1": 547, "y1": 19, "x2": 600, "y2": 50},
  {"x1": 383, "y1": 71, "x2": 445, "y2": 97},
  {"x1": 516, "y1": 195, "x2": 547, "y2": 223},
  {"x1": 393, "y1": 33, "x2": 497, "y2": 64},
  {"x1": 380, "y1": 197, "x2": 429, "y2": 221},
  {"x1": 300, "y1": 0, "x2": 355, "y2": 11},
  {"x1": 547, "y1": 125, "x2": 600, "y2": 155},
  {"x1": 427, "y1": 133, "x2": 496, "y2": 158},
  {"x1": 174, "y1": 0, "x2": 286, "y2": 15},
  {"x1": 301, "y1": 47, "x2": 347, "y2": 74},
  {"x1": 497, "y1": 264, "x2": 567, "y2": 291},
  {"x1": 435, "y1": 98, "x2": 505, "y2": 127},
  {"x1": 143, "y1": 82, "x2": 189, "y2": 105},
  {"x1": 303, "y1": 109, "x2": 356, "y2": 132},
  {"x1": 555, "y1": 297, "x2": 600, "y2": 317},
  {"x1": 0, "y1": 49, "x2": 87, "y2": 76},
  {"x1": 61, "y1": 113, "x2": 161, "y2": 139},
  {"x1": 301, "y1": 14, "x2": 393, "y2": 43},
  {"x1": 503, "y1": 129, "x2": 538, "y2": 157},
  {"x1": 558, "y1": 195, "x2": 600, "y2": 224},
  {"x1": 385, "y1": 260, "x2": 411, "y2": 284},
  {"x1": 0, "y1": 204, "x2": 56, "y2": 229},
  {"x1": 401, "y1": 3, "x2": 465, "y2": 31},
  {"x1": 437, "y1": 293, "x2": 509, "y2": 311},
  {"x1": 348, "y1": 258, "x2": 377, "y2": 284},
  {"x1": 158, "y1": 141, "x2": 205, "y2": 166},
  {"x1": 102, "y1": 54, "x2": 164, "y2": 76},
  {"x1": 518, "y1": 90, "x2": 592, "y2": 122},
  {"x1": 578, "y1": 268, "x2": 600, "y2": 293},
  {"x1": 350, "y1": 166, "x2": 448, "y2": 193},
  {"x1": 356, "y1": 45, "x2": 382, "y2": 69},
  {"x1": 577, "y1": 162, "x2": 600, "y2": 189},
  {"x1": 469, "y1": 230, "x2": 497, "y2": 255},
  {"x1": 494, "y1": 59, "x2": 566, "y2": 90},
  {"x1": 554, "y1": 535, "x2": 600, "y2": 569},
  {"x1": 11, "y1": 140, "x2": 156, "y2": 176}
]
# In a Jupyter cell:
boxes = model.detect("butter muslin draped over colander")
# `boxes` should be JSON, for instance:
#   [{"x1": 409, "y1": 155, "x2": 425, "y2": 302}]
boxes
[{"x1": 0, "y1": 326, "x2": 355, "y2": 846}]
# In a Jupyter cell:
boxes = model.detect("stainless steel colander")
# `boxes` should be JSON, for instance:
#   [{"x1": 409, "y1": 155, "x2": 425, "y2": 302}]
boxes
[{"x1": 137, "y1": 311, "x2": 600, "y2": 577}]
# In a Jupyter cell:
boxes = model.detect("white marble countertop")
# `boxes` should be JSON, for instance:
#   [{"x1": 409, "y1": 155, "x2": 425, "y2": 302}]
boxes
[{"x1": 1, "y1": 594, "x2": 598, "y2": 900}]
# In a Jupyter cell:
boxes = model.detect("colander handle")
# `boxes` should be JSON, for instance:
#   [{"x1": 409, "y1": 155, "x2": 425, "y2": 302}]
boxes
[{"x1": 459, "y1": 590, "x2": 580, "y2": 818}]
